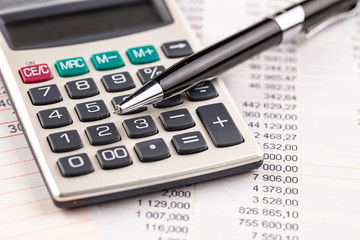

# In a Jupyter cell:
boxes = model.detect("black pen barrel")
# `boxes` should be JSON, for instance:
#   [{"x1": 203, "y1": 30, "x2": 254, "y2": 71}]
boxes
[
  {"x1": 301, "y1": 0, "x2": 358, "y2": 30},
  {"x1": 156, "y1": 18, "x2": 282, "y2": 98}
]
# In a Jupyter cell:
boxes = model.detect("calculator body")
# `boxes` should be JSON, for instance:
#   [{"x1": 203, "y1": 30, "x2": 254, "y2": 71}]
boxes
[{"x1": 0, "y1": 0, "x2": 262, "y2": 208}]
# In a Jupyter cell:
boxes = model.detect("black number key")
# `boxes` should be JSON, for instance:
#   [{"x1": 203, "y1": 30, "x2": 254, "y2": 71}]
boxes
[
  {"x1": 102, "y1": 72, "x2": 136, "y2": 92},
  {"x1": 160, "y1": 108, "x2": 194, "y2": 131},
  {"x1": 153, "y1": 95, "x2": 183, "y2": 108},
  {"x1": 75, "y1": 100, "x2": 110, "y2": 122},
  {"x1": 137, "y1": 66, "x2": 165, "y2": 84},
  {"x1": 96, "y1": 146, "x2": 132, "y2": 169},
  {"x1": 57, "y1": 153, "x2": 94, "y2": 177},
  {"x1": 172, "y1": 131, "x2": 207, "y2": 155},
  {"x1": 65, "y1": 78, "x2": 99, "y2": 99},
  {"x1": 112, "y1": 95, "x2": 147, "y2": 115},
  {"x1": 47, "y1": 130, "x2": 83, "y2": 152},
  {"x1": 187, "y1": 81, "x2": 218, "y2": 101},
  {"x1": 196, "y1": 103, "x2": 244, "y2": 147},
  {"x1": 37, "y1": 107, "x2": 72, "y2": 129},
  {"x1": 28, "y1": 84, "x2": 62, "y2": 105},
  {"x1": 85, "y1": 122, "x2": 121, "y2": 146},
  {"x1": 134, "y1": 138, "x2": 170, "y2": 162},
  {"x1": 123, "y1": 116, "x2": 158, "y2": 138}
]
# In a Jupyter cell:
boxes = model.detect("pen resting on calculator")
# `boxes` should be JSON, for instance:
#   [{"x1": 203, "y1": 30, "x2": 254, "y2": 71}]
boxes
[{"x1": 114, "y1": 0, "x2": 359, "y2": 114}]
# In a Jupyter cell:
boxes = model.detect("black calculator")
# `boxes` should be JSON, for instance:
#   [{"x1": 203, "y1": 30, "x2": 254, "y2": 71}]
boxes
[{"x1": 0, "y1": 0, "x2": 262, "y2": 208}]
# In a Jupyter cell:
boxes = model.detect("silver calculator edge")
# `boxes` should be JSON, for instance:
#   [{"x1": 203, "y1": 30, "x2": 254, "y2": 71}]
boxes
[{"x1": 0, "y1": 0, "x2": 263, "y2": 208}]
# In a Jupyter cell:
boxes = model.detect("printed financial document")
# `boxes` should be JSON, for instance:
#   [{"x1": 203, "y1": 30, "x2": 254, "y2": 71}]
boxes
[{"x1": 1, "y1": 0, "x2": 360, "y2": 239}]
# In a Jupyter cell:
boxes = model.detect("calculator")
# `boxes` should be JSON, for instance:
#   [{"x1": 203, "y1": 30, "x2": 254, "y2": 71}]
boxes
[{"x1": 0, "y1": 0, "x2": 262, "y2": 208}]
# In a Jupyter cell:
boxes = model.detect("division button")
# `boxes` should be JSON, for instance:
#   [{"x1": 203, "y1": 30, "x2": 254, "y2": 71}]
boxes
[
  {"x1": 75, "y1": 100, "x2": 110, "y2": 122},
  {"x1": 91, "y1": 50, "x2": 124, "y2": 71},
  {"x1": 38, "y1": 107, "x2": 72, "y2": 129},
  {"x1": 65, "y1": 78, "x2": 99, "y2": 99},
  {"x1": 134, "y1": 138, "x2": 170, "y2": 162},
  {"x1": 57, "y1": 153, "x2": 94, "y2": 177},
  {"x1": 85, "y1": 122, "x2": 121, "y2": 146},
  {"x1": 28, "y1": 84, "x2": 62, "y2": 105},
  {"x1": 123, "y1": 115, "x2": 158, "y2": 138},
  {"x1": 20, "y1": 63, "x2": 53, "y2": 83},
  {"x1": 127, "y1": 45, "x2": 160, "y2": 64},
  {"x1": 153, "y1": 95, "x2": 183, "y2": 108},
  {"x1": 162, "y1": 40, "x2": 193, "y2": 58},
  {"x1": 112, "y1": 95, "x2": 147, "y2": 115},
  {"x1": 187, "y1": 81, "x2": 218, "y2": 101},
  {"x1": 196, "y1": 103, "x2": 244, "y2": 147},
  {"x1": 137, "y1": 65, "x2": 165, "y2": 84},
  {"x1": 172, "y1": 131, "x2": 207, "y2": 155},
  {"x1": 47, "y1": 130, "x2": 83, "y2": 153},
  {"x1": 101, "y1": 72, "x2": 136, "y2": 92},
  {"x1": 55, "y1": 57, "x2": 89, "y2": 77},
  {"x1": 96, "y1": 146, "x2": 132, "y2": 169},
  {"x1": 160, "y1": 108, "x2": 195, "y2": 131}
]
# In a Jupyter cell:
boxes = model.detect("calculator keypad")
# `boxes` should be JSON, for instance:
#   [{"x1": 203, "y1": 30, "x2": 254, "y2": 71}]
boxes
[
  {"x1": 134, "y1": 138, "x2": 171, "y2": 162},
  {"x1": 57, "y1": 153, "x2": 94, "y2": 177},
  {"x1": 187, "y1": 81, "x2": 219, "y2": 101},
  {"x1": 85, "y1": 123, "x2": 121, "y2": 146},
  {"x1": 111, "y1": 95, "x2": 147, "y2": 115},
  {"x1": 28, "y1": 84, "x2": 63, "y2": 105},
  {"x1": 172, "y1": 131, "x2": 207, "y2": 155},
  {"x1": 38, "y1": 107, "x2": 72, "y2": 129},
  {"x1": 75, "y1": 100, "x2": 110, "y2": 122},
  {"x1": 65, "y1": 78, "x2": 99, "y2": 99},
  {"x1": 96, "y1": 146, "x2": 132, "y2": 169},
  {"x1": 160, "y1": 108, "x2": 195, "y2": 131},
  {"x1": 123, "y1": 116, "x2": 158, "y2": 138},
  {"x1": 47, "y1": 130, "x2": 83, "y2": 153},
  {"x1": 137, "y1": 65, "x2": 166, "y2": 84},
  {"x1": 101, "y1": 72, "x2": 136, "y2": 92},
  {"x1": 161, "y1": 40, "x2": 193, "y2": 58},
  {"x1": 153, "y1": 95, "x2": 183, "y2": 108}
]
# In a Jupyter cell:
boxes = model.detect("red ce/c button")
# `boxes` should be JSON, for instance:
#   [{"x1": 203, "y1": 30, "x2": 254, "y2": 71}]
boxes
[{"x1": 19, "y1": 64, "x2": 53, "y2": 83}]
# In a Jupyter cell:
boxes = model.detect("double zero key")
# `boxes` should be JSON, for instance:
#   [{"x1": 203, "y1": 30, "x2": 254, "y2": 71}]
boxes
[{"x1": 197, "y1": 103, "x2": 244, "y2": 147}]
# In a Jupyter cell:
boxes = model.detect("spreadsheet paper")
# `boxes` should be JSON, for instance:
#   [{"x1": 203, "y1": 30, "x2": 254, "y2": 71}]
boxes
[{"x1": 1, "y1": 0, "x2": 360, "y2": 239}]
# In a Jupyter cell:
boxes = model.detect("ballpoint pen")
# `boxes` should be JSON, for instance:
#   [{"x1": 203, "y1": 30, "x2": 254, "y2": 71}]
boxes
[{"x1": 114, "y1": 0, "x2": 360, "y2": 114}]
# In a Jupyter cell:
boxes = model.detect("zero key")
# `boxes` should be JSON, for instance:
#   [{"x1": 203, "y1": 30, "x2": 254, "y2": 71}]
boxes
[{"x1": 196, "y1": 103, "x2": 244, "y2": 147}]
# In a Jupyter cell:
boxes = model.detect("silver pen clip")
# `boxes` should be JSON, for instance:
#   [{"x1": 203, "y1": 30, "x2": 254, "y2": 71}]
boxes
[{"x1": 298, "y1": 0, "x2": 360, "y2": 41}]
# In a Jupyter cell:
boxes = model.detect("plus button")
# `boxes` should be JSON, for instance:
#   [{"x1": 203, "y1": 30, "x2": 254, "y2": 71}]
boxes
[
  {"x1": 212, "y1": 117, "x2": 228, "y2": 128},
  {"x1": 145, "y1": 48, "x2": 154, "y2": 55}
]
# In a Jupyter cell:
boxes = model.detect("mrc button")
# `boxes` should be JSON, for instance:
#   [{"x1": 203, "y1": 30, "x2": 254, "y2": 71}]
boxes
[
  {"x1": 19, "y1": 64, "x2": 53, "y2": 83},
  {"x1": 55, "y1": 57, "x2": 89, "y2": 77}
]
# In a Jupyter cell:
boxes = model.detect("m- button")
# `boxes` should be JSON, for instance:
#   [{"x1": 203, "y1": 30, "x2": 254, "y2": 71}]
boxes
[
  {"x1": 55, "y1": 57, "x2": 89, "y2": 77},
  {"x1": 127, "y1": 45, "x2": 160, "y2": 64},
  {"x1": 20, "y1": 63, "x2": 53, "y2": 83},
  {"x1": 91, "y1": 51, "x2": 124, "y2": 71}
]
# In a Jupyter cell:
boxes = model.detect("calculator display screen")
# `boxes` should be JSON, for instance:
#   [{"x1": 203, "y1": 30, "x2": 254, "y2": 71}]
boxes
[{"x1": 1, "y1": 0, "x2": 172, "y2": 49}]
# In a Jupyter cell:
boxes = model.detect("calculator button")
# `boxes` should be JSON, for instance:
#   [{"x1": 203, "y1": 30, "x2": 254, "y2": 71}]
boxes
[
  {"x1": 75, "y1": 100, "x2": 110, "y2": 122},
  {"x1": 160, "y1": 109, "x2": 195, "y2": 131},
  {"x1": 101, "y1": 72, "x2": 136, "y2": 92},
  {"x1": 96, "y1": 146, "x2": 132, "y2": 169},
  {"x1": 123, "y1": 116, "x2": 158, "y2": 138},
  {"x1": 172, "y1": 131, "x2": 207, "y2": 155},
  {"x1": 187, "y1": 81, "x2": 219, "y2": 101},
  {"x1": 28, "y1": 84, "x2": 62, "y2": 105},
  {"x1": 20, "y1": 64, "x2": 53, "y2": 83},
  {"x1": 85, "y1": 123, "x2": 121, "y2": 146},
  {"x1": 134, "y1": 138, "x2": 170, "y2": 162},
  {"x1": 162, "y1": 40, "x2": 194, "y2": 58},
  {"x1": 47, "y1": 130, "x2": 83, "y2": 153},
  {"x1": 137, "y1": 66, "x2": 165, "y2": 84},
  {"x1": 153, "y1": 95, "x2": 183, "y2": 108},
  {"x1": 55, "y1": 57, "x2": 89, "y2": 77},
  {"x1": 65, "y1": 78, "x2": 99, "y2": 99},
  {"x1": 37, "y1": 107, "x2": 72, "y2": 129},
  {"x1": 197, "y1": 103, "x2": 244, "y2": 147},
  {"x1": 127, "y1": 45, "x2": 160, "y2": 64},
  {"x1": 57, "y1": 153, "x2": 94, "y2": 177},
  {"x1": 91, "y1": 51, "x2": 124, "y2": 71},
  {"x1": 111, "y1": 95, "x2": 147, "y2": 115}
]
